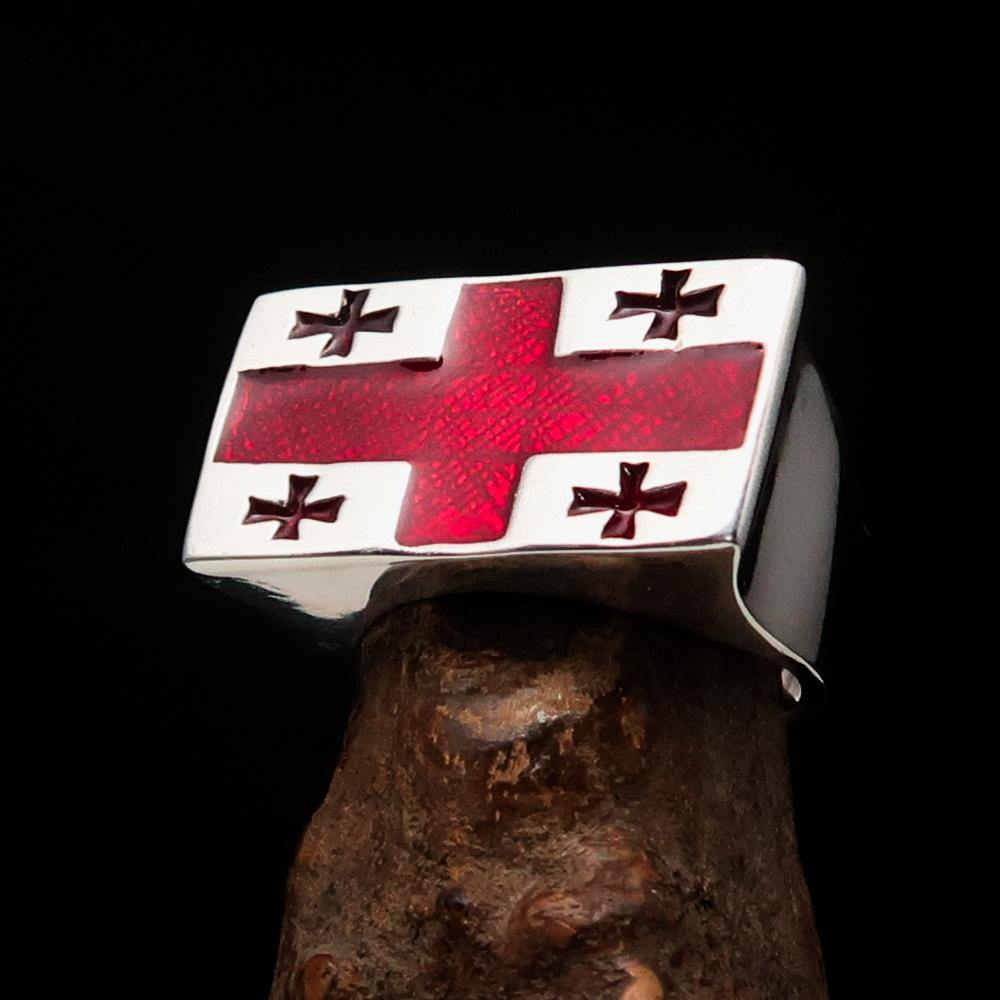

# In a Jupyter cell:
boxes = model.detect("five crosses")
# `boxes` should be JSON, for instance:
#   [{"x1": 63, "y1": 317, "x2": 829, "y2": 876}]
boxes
[{"x1": 246, "y1": 271, "x2": 724, "y2": 541}]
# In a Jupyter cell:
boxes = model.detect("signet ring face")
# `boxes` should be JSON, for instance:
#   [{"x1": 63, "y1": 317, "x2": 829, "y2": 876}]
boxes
[{"x1": 184, "y1": 259, "x2": 839, "y2": 694}]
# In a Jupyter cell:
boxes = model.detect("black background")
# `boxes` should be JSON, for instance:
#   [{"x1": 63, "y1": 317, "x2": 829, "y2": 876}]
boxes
[{"x1": 8, "y1": 20, "x2": 992, "y2": 999}]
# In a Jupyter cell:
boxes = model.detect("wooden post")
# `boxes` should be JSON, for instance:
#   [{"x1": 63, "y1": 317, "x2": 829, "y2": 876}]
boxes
[{"x1": 269, "y1": 596, "x2": 828, "y2": 999}]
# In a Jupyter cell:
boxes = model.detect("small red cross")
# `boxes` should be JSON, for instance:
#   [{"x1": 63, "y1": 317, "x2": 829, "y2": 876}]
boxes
[
  {"x1": 218, "y1": 277, "x2": 762, "y2": 546},
  {"x1": 609, "y1": 268, "x2": 724, "y2": 341},
  {"x1": 243, "y1": 474, "x2": 344, "y2": 540},
  {"x1": 568, "y1": 461, "x2": 687, "y2": 539},
  {"x1": 289, "y1": 288, "x2": 400, "y2": 358}
]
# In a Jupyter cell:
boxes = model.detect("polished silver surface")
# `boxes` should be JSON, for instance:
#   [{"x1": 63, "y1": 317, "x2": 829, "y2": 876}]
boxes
[{"x1": 184, "y1": 259, "x2": 839, "y2": 695}]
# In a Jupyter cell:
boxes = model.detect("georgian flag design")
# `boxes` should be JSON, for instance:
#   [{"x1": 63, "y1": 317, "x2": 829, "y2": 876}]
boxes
[{"x1": 185, "y1": 260, "x2": 803, "y2": 562}]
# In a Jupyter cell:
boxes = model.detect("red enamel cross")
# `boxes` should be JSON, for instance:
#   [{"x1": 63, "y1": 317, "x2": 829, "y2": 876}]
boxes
[{"x1": 216, "y1": 277, "x2": 764, "y2": 546}]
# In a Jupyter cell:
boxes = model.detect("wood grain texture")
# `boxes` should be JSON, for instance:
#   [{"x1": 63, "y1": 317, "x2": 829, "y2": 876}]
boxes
[{"x1": 269, "y1": 596, "x2": 827, "y2": 999}]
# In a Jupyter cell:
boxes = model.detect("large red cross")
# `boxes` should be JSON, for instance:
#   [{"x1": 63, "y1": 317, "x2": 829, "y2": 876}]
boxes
[{"x1": 217, "y1": 277, "x2": 763, "y2": 546}]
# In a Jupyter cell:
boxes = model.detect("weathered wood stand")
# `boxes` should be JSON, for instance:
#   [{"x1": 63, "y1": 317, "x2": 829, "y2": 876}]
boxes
[{"x1": 269, "y1": 596, "x2": 827, "y2": 999}]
